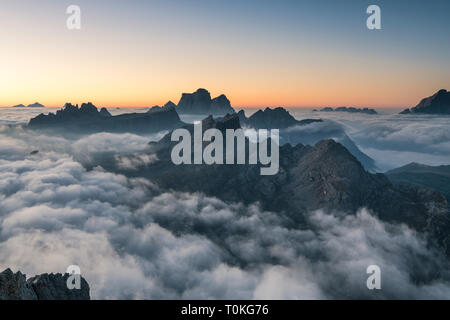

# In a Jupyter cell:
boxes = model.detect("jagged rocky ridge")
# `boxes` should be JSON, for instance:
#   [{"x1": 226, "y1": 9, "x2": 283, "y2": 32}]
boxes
[
  {"x1": 28, "y1": 102, "x2": 185, "y2": 134},
  {"x1": 400, "y1": 89, "x2": 450, "y2": 114},
  {"x1": 314, "y1": 107, "x2": 377, "y2": 114},
  {"x1": 237, "y1": 108, "x2": 376, "y2": 171},
  {"x1": 0, "y1": 268, "x2": 90, "y2": 300},
  {"x1": 104, "y1": 114, "x2": 449, "y2": 253}
]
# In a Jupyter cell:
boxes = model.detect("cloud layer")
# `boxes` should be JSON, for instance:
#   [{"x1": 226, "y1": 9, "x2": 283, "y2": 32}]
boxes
[
  {"x1": 1, "y1": 126, "x2": 450, "y2": 299},
  {"x1": 290, "y1": 110, "x2": 450, "y2": 171}
]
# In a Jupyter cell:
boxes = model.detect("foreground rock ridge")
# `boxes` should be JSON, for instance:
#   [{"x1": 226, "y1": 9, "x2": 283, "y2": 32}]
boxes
[
  {"x1": 400, "y1": 89, "x2": 450, "y2": 114},
  {"x1": 0, "y1": 268, "x2": 90, "y2": 300}
]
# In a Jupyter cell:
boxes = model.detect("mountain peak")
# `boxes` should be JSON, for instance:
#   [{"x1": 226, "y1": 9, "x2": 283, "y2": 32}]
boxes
[
  {"x1": 27, "y1": 102, "x2": 45, "y2": 108},
  {"x1": 177, "y1": 88, "x2": 235, "y2": 116},
  {"x1": 239, "y1": 106, "x2": 321, "y2": 129},
  {"x1": 401, "y1": 89, "x2": 450, "y2": 114}
]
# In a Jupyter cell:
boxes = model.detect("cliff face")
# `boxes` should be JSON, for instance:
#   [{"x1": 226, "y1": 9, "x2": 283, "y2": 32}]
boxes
[{"x1": 0, "y1": 269, "x2": 90, "y2": 300}]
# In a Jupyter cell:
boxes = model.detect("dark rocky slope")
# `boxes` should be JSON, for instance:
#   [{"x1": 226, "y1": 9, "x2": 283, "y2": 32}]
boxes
[
  {"x1": 387, "y1": 163, "x2": 450, "y2": 201},
  {"x1": 0, "y1": 268, "x2": 90, "y2": 300}
]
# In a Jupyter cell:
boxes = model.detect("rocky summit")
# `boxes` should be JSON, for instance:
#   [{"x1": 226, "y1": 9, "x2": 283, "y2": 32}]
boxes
[
  {"x1": 176, "y1": 88, "x2": 235, "y2": 116},
  {"x1": 0, "y1": 268, "x2": 90, "y2": 300},
  {"x1": 400, "y1": 89, "x2": 450, "y2": 114}
]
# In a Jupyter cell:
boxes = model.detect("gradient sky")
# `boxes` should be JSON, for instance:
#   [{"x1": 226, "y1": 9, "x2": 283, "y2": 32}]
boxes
[{"x1": 1, "y1": 0, "x2": 450, "y2": 108}]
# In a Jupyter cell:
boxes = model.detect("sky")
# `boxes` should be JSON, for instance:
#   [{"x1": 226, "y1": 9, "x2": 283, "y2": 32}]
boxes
[{"x1": 1, "y1": 0, "x2": 450, "y2": 108}]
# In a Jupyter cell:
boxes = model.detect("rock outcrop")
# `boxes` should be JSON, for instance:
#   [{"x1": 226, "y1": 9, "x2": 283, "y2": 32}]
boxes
[
  {"x1": 400, "y1": 89, "x2": 450, "y2": 114},
  {"x1": 176, "y1": 88, "x2": 235, "y2": 116},
  {"x1": 0, "y1": 269, "x2": 90, "y2": 300},
  {"x1": 0, "y1": 269, "x2": 37, "y2": 300}
]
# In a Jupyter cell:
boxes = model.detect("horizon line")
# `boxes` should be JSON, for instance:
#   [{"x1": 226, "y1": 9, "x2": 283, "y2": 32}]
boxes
[{"x1": 0, "y1": 104, "x2": 411, "y2": 110}]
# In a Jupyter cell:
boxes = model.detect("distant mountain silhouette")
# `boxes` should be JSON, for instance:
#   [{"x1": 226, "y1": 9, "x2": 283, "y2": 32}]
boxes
[
  {"x1": 400, "y1": 89, "x2": 450, "y2": 114},
  {"x1": 237, "y1": 107, "x2": 322, "y2": 129},
  {"x1": 27, "y1": 102, "x2": 45, "y2": 108},
  {"x1": 147, "y1": 101, "x2": 177, "y2": 114},
  {"x1": 12, "y1": 102, "x2": 45, "y2": 108},
  {"x1": 314, "y1": 107, "x2": 377, "y2": 114},
  {"x1": 176, "y1": 88, "x2": 235, "y2": 116},
  {"x1": 387, "y1": 163, "x2": 450, "y2": 201},
  {"x1": 28, "y1": 102, "x2": 185, "y2": 134}
]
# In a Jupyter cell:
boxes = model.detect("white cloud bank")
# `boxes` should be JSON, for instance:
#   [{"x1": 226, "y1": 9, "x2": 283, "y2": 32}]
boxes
[{"x1": 1, "y1": 127, "x2": 450, "y2": 299}]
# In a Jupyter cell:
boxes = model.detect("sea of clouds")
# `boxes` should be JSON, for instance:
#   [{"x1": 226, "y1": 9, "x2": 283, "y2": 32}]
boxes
[
  {"x1": 1, "y1": 109, "x2": 450, "y2": 299},
  {"x1": 290, "y1": 110, "x2": 450, "y2": 171}
]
